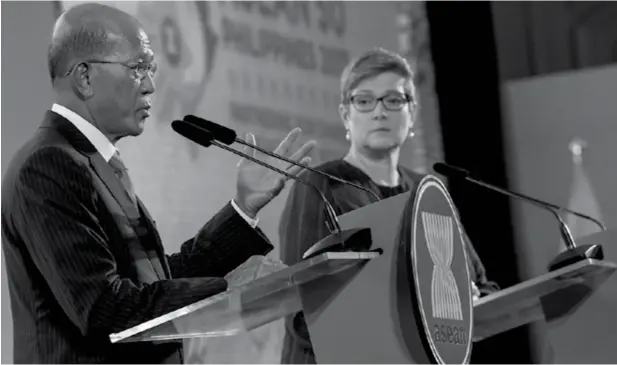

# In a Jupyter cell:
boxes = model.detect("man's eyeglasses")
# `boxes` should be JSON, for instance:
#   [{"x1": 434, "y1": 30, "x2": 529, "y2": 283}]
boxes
[
  {"x1": 349, "y1": 93, "x2": 413, "y2": 112},
  {"x1": 64, "y1": 60, "x2": 157, "y2": 79}
]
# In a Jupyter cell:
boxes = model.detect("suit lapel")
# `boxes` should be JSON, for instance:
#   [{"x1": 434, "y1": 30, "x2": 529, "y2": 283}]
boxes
[
  {"x1": 41, "y1": 111, "x2": 142, "y2": 220},
  {"x1": 88, "y1": 143, "x2": 170, "y2": 281},
  {"x1": 43, "y1": 111, "x2": 169, "y2": 280},
  {"x1": 41, "y1": 111, "x2": 96, "y2": 154},
  {"x1": 137, "y1": 198, "x2": 172, "y2": 279},
  {"x1": 89, "y1": 153, "x2": 142, "y2": 221}
]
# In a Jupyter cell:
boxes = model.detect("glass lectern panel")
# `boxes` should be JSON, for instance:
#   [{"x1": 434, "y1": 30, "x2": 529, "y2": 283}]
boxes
[
  {"x1": 473, "y1": 259, "x2": 616, "y2": 341},
  {"x1": 109, "y1": 252, "x2": 379, "y2": 344}
]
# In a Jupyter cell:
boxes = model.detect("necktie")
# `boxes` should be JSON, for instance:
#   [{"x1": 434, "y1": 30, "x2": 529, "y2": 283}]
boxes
[{"x1": 109, "y1": 152, "x2": 137, "y2": 204}]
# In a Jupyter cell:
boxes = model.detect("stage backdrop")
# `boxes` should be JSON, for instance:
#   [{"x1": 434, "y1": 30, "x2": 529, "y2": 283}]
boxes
[
  {"x1": 2, "y1": 1, "x2": 442, "y2": 363},
  {"x1": 502, "y1": 64, "x2": 617, "y2": 363}
]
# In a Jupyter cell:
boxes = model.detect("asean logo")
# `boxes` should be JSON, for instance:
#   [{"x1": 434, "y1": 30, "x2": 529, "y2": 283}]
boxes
[{"x1": 410, "y1": 175, "x2": 473, "y2": 364}]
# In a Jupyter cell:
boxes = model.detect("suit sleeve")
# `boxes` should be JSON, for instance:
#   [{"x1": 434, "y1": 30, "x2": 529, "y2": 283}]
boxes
[
  {"x1": 279, "y1": 172, "x2": 333, "y2": 350},
  {"x1": 167, "y1": 203, "x2": 273, "y2": 279},
  {"x1": 10, "y1": 147, "x2": 251, "y2": 337}
]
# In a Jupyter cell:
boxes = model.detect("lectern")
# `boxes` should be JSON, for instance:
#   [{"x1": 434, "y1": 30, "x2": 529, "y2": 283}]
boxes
[{"x1": 109, "y1": 175, "x2": 616, "y2": 364}]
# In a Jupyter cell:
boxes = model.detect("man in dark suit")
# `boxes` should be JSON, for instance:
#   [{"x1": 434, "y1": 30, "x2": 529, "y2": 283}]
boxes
[{"x1": 1, "y1": 3, "x2": 314, "y2": 364}]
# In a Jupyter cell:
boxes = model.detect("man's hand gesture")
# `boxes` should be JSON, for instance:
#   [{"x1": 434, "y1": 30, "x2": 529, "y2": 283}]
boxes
[{"x1": 234, "y1": 128, "x2": 316, "y2": 218}]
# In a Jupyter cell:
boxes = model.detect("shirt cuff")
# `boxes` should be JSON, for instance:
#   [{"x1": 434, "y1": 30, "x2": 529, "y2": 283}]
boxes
[{"x1": 231, "y1": 199, "x2": 259, "y2": 228}]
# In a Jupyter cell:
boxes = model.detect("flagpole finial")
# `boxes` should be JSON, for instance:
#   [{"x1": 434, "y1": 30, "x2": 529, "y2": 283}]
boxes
[{"x1": 569, "y1": 137, "x2": 587, "y2": 164}]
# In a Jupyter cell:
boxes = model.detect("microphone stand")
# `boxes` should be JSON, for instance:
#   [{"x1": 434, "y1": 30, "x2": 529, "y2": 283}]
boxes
[
  {"x1": 181, "y1": 114, "x2": 381, "y2": 201},
  {"x1": 172, "y1": 120, "x2": 375, "y2": 260},
  {"x1": 209, "y1": 139, "x2": 341, "y2": 236},
  {"x1": 468, "y1": 177, "x2": 578, "y2": 251},
  {"x1": 464, "y1": 175, "x2": 604, "y2": 271},
  {"x1": 232, "y1": 138, "x2": 380, "y2": 201}
]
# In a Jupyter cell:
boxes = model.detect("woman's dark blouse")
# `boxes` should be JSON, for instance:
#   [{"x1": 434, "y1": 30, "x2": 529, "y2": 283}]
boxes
[{"x1": 278, "y1": 159, "x2": 498, "y2": 364}]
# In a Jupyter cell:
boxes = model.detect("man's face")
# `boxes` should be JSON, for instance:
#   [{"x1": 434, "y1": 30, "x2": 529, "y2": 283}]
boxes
[{"x1": 87, "y1": 28, "x2": 156, "y2": 142}]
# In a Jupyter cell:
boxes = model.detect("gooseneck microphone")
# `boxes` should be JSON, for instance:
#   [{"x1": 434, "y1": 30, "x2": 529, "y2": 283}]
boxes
[
  {"x1": 171, "y1": 120, "x2": 374, "y2": 259},
  {"x1": 171, "y1": 120, "x2": 340, "y2": 235},
  {"x1": 182, "y1": 115, "x2": 381, "y2": 201},
  {"x1": 433, "y1": 163, "x2": 605, "y2": 231},
  {"x1": 433, "y1": 162, "x2": 605, "y2": 272}
]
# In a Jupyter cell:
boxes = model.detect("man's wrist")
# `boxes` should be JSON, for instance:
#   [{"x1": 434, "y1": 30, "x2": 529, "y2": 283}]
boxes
[
  {"x1": 231, "y1": 198, "x2": 259, "y2": 228},
  {"x1": 232, "y1": 197, "x2": 257, "y2": 219}
]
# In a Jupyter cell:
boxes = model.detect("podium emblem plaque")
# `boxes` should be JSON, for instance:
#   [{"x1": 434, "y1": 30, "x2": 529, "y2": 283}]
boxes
[{"x1": 404, "y1": 175, "x2": 474, "y2": 364}]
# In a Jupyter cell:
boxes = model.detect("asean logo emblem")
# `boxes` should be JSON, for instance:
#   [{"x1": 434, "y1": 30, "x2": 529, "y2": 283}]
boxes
[
  {"x1": 422, "y1": 212, "x2": 464, "y2": 321},
  {"x1": 410, "y1": 175, "x2": 473, "y2": 364}
]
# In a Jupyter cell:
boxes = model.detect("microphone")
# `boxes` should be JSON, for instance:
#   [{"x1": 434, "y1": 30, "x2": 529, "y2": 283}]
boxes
[
  {"x1": 171, "y1": 120, "x2": 374, "y2": 259},
  {"x1": 182, "y1": 115, "x2": 381, "y2": 201},
  {"x1": 433, "y1": 162, "x2": 605, "y2": 272},
  {"x1": 434, "y1": 164, "x2": 606, "y2": 230}
]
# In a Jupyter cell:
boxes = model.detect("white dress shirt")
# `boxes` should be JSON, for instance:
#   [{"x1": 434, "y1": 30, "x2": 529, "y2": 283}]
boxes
[{"x1": 51, "y1": 103, "x2": 259, "y2": 228}]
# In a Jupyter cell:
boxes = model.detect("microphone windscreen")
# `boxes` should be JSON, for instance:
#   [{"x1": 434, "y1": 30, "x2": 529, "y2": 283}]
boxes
[
  {"x1": 171, "y1": 120, "x2": 214, "y2": 147},
  {"x1": 183, "y1": 115, "x2": 237, "y2": 145},
  {"x1": 433, "y1": 163, "x2": 470, "y2": 179}
]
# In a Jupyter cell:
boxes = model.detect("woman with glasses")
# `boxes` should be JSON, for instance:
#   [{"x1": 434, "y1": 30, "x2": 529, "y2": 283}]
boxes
[{"x1": 278, "y1": 48, "x2": 498, "y2": 364}]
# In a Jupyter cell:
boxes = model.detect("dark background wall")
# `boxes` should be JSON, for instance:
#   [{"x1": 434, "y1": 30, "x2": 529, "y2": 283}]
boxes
[
  {"x1": 492, "y1": 1, "x2": 617, "y2": 81},
  {"x1": 426, "y1": 2, "x2": 531, "y2": 363}
]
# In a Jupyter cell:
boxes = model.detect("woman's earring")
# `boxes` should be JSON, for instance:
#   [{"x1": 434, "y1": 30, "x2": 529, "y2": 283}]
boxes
[
  {"x1": 345, "y1": 129, "x2": 351, "y2": 140},
  {"x1": 408, "y1": 130, "x2": 415, "y2": 138}
]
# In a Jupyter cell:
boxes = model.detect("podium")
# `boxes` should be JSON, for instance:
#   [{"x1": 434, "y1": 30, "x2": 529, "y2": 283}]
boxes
[
  {"x1": 109, "y1": 176, "x2": 616, "y2": 364},
  {"x1": 534, "y1": 229, "x2": 617, "y2": 363}
]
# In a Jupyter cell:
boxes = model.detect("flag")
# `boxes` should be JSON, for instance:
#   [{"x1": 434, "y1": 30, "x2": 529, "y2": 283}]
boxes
[{"x1": 561, "y1": 139, "x2": 604, "y2": 251}]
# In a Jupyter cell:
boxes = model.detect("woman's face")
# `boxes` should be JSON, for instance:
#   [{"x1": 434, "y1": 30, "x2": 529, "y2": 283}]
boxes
[{"x1": 340, "y1": 72, "x2": 415, "y2": 154}]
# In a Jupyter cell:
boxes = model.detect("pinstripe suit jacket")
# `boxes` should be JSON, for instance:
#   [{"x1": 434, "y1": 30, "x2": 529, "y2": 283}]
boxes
[{"x1": 1, "y1": 111, "x2": 273, "y2": 363}]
